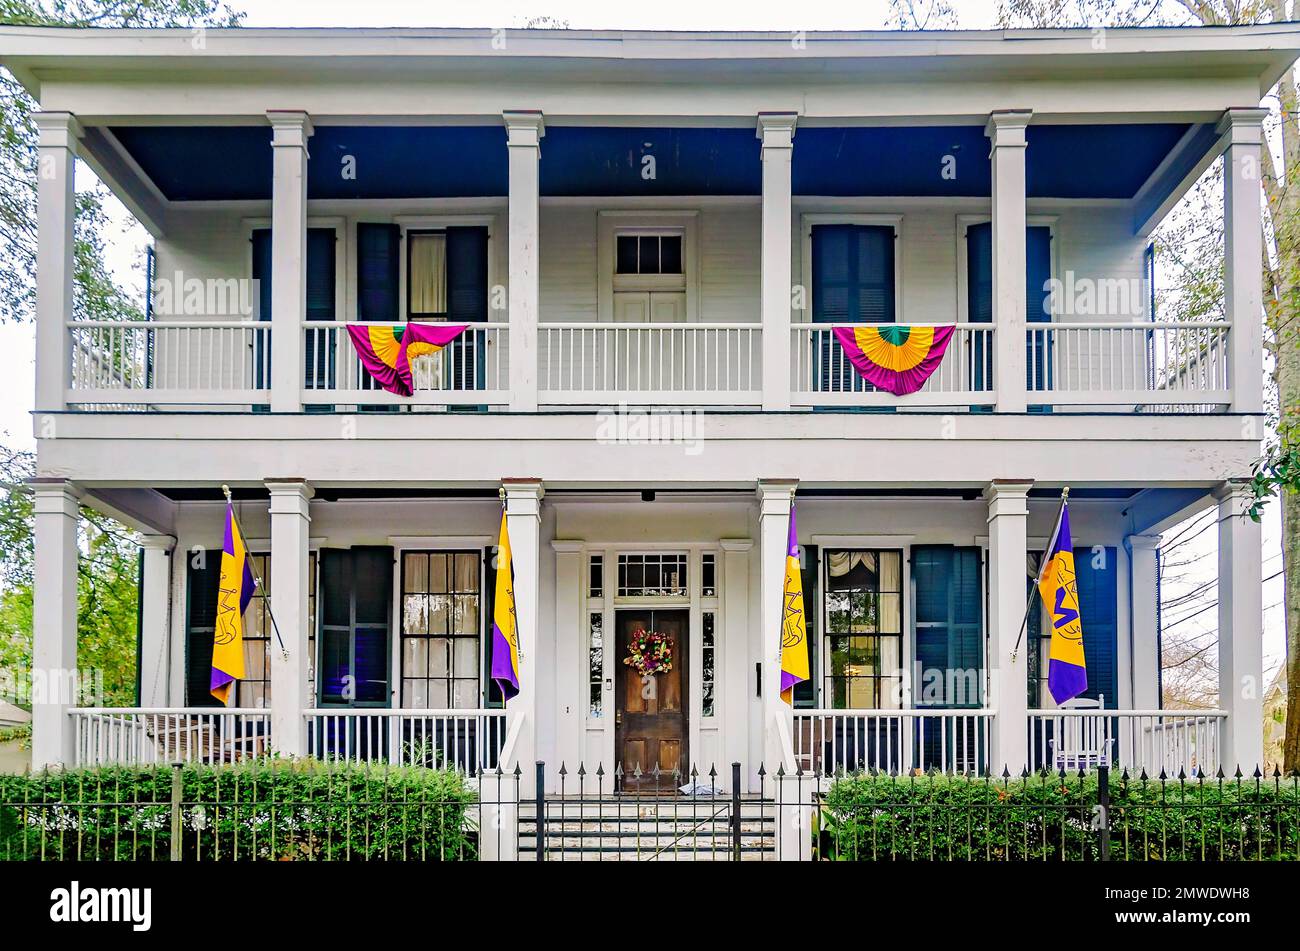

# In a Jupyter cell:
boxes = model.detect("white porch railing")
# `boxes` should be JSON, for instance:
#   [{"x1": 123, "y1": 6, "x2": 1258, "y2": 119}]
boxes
[
  {"x1": 539, "y1": 322, "x2": 762, "y2": 404},
  {"x1": 69, "y1": 707, "x2": 273, "y2": 766},
  {"x1": 302, "y1": 322, "x2": 511, "y2": 406},
  {"x1": 1028, "y1": 321, "x2": 1231, "y2": 407},
  {"x1": 303, "y1": 709, "x2": 508, "y2": 774},
  {"x1": 789, "y1": 324, "x2": 996, "y2": 407},
  {"x1": 1027, "y1": 709, "x2": 1227, "y2": 775},
  {"x1": 792, "y1": 709, "x2": 994, "y2": 775},
  {"x1": 67, "y1": 320, "x2": 271, "y2": 405}
]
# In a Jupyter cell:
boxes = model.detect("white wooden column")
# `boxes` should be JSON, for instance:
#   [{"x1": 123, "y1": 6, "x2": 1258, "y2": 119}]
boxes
[
  {"x1": 267, "y1": 479, "x2": 313, "y2": 756},
  {"x1": 757, "y1": 479, "x2": 797, "y2": 774},
  {"x1": 31, "y1": 479, "x2": 80, "y2": 769},
  {"x1": 1127, "y1": 534, "x2": 1162, "y2": 711},
  {"x1": 504, "y1": 111, "x2": 544, "y2": 413},
  {"x1": 984, "y1": 479, "x2": 1032, "y2": 772},
  {"x1": 503, "y1": 478, "x2": 543, "y2": 793},
  {"x1": 34, "y1": 112, "x2": 82, "y2": 415},
  {"x1": 1220, "y1": 107, "x2": 1267, "y2": 416},
  {"x1": 758, "y1": 113, "x2": 796, "y2": 411},
  {"x1": 268, "y1": 110, "x2": 312, "y2": 414},
  {"x1": 137, "y1": 534, "x2": 176, "y2": 708},
  {"x1": 720, "y1": 538, "x2": 753, "y2": 780},
  {"x1": 986, "y1": 110, "x2": 1031, "y2": 414},
  {"x1": 1214, "y1": 481, "x2": 1264, "y2": 771}
]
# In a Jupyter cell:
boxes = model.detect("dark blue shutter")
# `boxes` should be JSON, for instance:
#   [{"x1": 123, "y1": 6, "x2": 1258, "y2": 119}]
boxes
[
  {"x1": 251, "y1": 230, "x2": 273, "y2": 405},
  {"x1": 356, "y1": 223, "x2": 400, "y2": 322},
  {"x1": 913, "y1": 546, "x2": 983, "y2": 708},
  {"x1": 483, "y1": 547, "x2": 504, "y2": 708},
  {"x1": 318, "y1": 547, "x2": 393, "y2": 708},
  {"x1": 184, "y1": 552, "x2": 223, "y2": 707},
  {"x1": 794, "y1": 543, "x2": 818, "y2": 708},
  {"x1": 812, "y1": 224, "x2": 895, "y2": 409},
  {"x1": 1074, "y1": 546, "x2": 1118, "y2": 705},
  {"x1": 966, "y1": 223, "x2": 994, "y2": 407},
  {"x1": 812, "y1": 224, "x2": 894, "y2": 325},
  {"x1": 445, "y1": 226, "x2": 489, "y2": 395},
  {"x1": 1026, "y1": 226, "x2": 1053, "y2": 410},
  {"x1": 304, "y1": 229, "x2": 337, "y2": 405}
]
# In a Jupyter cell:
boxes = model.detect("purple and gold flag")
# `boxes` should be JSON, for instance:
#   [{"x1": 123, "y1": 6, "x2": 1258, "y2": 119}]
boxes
[
  {"x1": 490, "y1": 509, "x2": 520, "y2": 702},
  {"x1": 1039, "y1": 499, "x2": 1088, "y2": 705},
  {"x1": 779, "y1": 501, "x2": 809, "y2": 705},
  {"x1": 346, "y1": 322, "x2": 470, "y2": 397},
  {"x1": 210, "y1": 503, "x2": 255, "y2": 705},
  {"x1": 832, "y1": 324, "x2": 956, "y2": 396}
]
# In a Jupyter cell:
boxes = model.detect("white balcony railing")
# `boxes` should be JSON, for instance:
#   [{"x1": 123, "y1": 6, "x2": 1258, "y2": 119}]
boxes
[
  {"x1": 1027, "y1": 709, "x2": 1227, "y2": 775},
  {"x1": 304, "y1": 709, "x2": 508, "y2": 774},
  {"x1": 69, "y1": 707, "x2": 273, "y2": 766},
  {"x1": 539, "y1": 322, "x2": 762, "y2": 404},
  {"x1": 302, "y1": 322, "x2": 511, "y2": 406},
  {"x1": 67, "y1": 320, "x2": 270, "y2": 406},
  {"x1": 61, "y1": 317, "x2": 1234, "y2": 412},
  {"x1": 790, "y1": 324, "x2": 996, "y2": 407},
  {"x1": 792, "y1": 709, "x2": 994, "y2": 775},
  {"x1": 1028, "y1": 321, "x2": 1231, "y2": 407}
]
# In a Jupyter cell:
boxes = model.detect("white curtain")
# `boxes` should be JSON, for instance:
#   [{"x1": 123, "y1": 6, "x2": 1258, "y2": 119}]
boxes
[{"x1": 409, "y1": 233, "x2": 447, "y2": 316}]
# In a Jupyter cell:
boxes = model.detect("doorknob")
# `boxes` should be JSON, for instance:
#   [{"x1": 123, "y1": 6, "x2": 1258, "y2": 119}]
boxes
[{"x1": 616, "y1": 711, "x2": 623, "y2": 725}]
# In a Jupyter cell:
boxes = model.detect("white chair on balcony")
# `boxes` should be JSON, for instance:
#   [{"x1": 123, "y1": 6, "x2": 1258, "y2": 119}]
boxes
[{"x1": 1049, "y1": 694, "x2": 1114, "y2": 772}]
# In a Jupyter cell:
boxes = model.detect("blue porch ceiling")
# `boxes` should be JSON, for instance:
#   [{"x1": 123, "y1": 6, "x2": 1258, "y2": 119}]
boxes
[{"x1": 108, "y1": 122, "x2": 1197, "y2": 203}]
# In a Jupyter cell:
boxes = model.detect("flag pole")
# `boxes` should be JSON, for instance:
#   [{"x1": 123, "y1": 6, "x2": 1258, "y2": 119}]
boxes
[
  {"x1": 1010, "y1": 486, "x2": 1068, "y2": 663},
  {"x1": 222, "y1": 484, "x2": 289, "y2": 660}
]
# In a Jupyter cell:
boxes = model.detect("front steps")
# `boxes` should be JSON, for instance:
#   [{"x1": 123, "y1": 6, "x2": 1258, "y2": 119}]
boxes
[{"x1": 518, "y1": 796, "x2": 775, "y2": 861}]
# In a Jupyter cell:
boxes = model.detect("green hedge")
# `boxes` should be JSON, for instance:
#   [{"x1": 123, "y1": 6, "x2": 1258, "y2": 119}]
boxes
[
  {"x1": 0, "y1": 759, "x2": 477, "y2": 861},
  {"x1": 819, "y1": 771, "x2": 1300, "y2": 861}
]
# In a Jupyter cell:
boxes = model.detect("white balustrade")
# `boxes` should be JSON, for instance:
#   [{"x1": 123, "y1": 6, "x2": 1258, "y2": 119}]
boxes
[
  {"x1": 539, "y1": 322, "x2": 762, "y2": 404},
  {"x1": 792, "y1": 709, "x2": 995, "y2": 775},
  {"x1": 304, "y1": 709, "x2": 509, "y2": 774},
  {"x1": 69, "y1": 707, "x2": 273, "y2": 766}
]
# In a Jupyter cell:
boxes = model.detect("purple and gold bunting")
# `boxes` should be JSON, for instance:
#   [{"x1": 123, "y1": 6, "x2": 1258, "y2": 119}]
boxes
[
  {"x1": 831, "y1": 324, "x2": 956, "y2": 396},
  {"x1": 345, "y1": 323, "x2": 470, "y2": 397}
]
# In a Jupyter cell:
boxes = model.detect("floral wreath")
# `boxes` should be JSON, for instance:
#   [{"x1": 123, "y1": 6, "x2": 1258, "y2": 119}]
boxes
[{"x1": 623, "y1": 630, "x2": 673, "y2": 676}]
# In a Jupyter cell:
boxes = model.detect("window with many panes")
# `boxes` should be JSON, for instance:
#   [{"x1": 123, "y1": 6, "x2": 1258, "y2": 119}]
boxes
[
  {"x1": 241, "y1": 553, "x2": 317, "y2": 708},
  {"x1": 823, "y1": 550, "x2": 903, "y2": 709},
  {"x1": 589, "y1": 611, "x2": 604, "y2": 718},
  {"x1": 617, "y1": 553, "x2": 688, "y2": 597},
  {"x1": 401, "y1": 551, "x2": 482, "y2": 709}
]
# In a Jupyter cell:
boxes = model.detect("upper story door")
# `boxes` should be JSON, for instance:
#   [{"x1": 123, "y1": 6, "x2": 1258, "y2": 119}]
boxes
[{"x1": 612, "y1": 231, "x2": 686, "y2": 324}]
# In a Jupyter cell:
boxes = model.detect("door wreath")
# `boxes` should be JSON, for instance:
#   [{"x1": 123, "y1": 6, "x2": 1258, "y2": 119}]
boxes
[{"x1": 623, "y1": 630, "x2": 673, "y2": 676}]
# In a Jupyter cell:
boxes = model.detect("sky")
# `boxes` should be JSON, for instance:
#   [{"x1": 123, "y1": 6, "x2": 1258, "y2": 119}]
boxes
[{"x1": 0, "y1": 0, "x2": 1285, "y2": 684}]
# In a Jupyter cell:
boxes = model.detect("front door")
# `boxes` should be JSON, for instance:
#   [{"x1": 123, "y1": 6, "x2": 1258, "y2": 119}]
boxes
[{"x1": 615, "y1": 609, "x2": 688, "y2": 793}]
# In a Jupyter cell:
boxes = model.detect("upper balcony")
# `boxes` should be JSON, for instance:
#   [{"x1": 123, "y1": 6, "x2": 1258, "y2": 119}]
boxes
[{"x1": 20, "y1": 26, "x2": 1282, "y2": 431}]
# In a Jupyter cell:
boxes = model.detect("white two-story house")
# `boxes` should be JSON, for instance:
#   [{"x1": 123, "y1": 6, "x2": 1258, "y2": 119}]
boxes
[{"x1": 4, "y1": 25, "x2": 1294, "y2": 794}]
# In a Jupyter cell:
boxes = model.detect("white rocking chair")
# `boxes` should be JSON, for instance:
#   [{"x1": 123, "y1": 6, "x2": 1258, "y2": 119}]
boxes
[{"x1": 1049, "y1": 694, "x2": 1115, "y2": 771}]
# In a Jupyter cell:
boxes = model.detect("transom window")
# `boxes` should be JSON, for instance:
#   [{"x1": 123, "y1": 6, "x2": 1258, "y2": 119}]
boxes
[
  {"x1": 400, "y1": 551, "x2": 482, "y2": 709},
  {"x1": 617, "y1": 553, "x2": 688, "y2": 597},
  {"x1": 616, "y1": 233, "x2": 683, "y2": 276},
  {"x1": 823, "y1": 550, "x2": 904, "y2": 709}
]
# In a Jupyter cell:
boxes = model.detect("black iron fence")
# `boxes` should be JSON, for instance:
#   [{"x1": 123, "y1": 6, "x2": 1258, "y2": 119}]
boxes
[
  {"x1": 0, "y1": 760, "x2": 481, "y2": 861},
  {"x1": 2, "y1": 759, "x2": 1296, "y2": 862},
  {"x1": 788, "y1": 765, "x2": 1300, "y2": 861}
]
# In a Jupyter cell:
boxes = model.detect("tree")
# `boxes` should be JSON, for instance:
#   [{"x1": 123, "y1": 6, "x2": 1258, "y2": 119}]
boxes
[{"x1": 0, "y1": 3, "x2": 246, "y2": 721}]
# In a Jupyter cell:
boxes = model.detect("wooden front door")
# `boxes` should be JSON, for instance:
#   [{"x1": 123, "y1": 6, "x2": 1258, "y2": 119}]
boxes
[{"x1": 616, "y1": 609, "x2": 688, "y2": 793}]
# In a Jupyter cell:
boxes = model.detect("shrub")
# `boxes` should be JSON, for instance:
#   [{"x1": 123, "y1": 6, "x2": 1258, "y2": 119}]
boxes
[
  {"x1": 0, "y1": 758, "x2": 478, "y2": 861},
  {"x1": 818, "y1": 770, "x2": 1300, "y2": 861}
]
